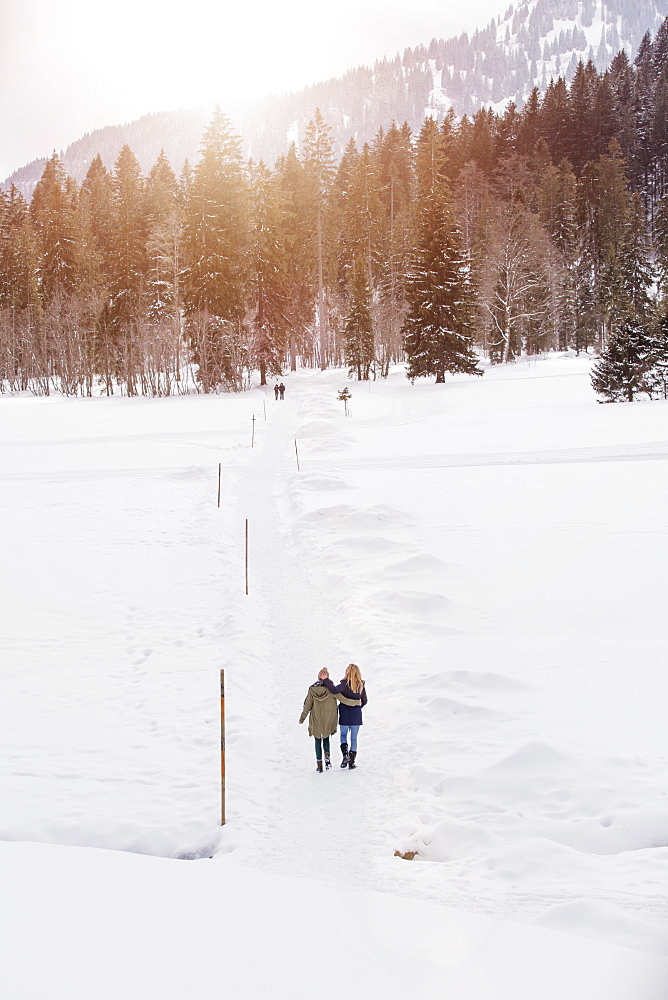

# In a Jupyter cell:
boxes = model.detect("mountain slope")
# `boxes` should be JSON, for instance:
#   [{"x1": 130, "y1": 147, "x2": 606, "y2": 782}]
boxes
[{"x1": 5, "y1": 0, "x2": 667, "y2": 197}]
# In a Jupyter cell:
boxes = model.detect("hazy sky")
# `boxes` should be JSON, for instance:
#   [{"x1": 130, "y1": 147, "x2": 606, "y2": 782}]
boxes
[{"x1": 1, "y1": 0, "x2": 505, "y2": 180}]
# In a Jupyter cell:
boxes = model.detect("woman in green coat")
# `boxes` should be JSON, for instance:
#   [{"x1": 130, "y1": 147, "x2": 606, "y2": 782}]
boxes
[{"x1": 299, "y1": 668, "x2": 360, "y2": 772}]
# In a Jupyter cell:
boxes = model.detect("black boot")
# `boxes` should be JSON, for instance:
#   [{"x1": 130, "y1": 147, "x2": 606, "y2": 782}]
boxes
[
  {"x1": 340, "y1": 742, "x2": 349, "y2": 768},
  {"x1": 348, "y1": 750, "x2": 357, "y2": 769},
  {"x1": 324, "y1": 752, "x2": 332, "y2": 770},
  {"x1": 316, "y1": 759, "x2": 323, "y2": 773}
]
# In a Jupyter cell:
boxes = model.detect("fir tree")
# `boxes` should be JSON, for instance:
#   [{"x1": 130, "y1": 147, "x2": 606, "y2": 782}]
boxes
[
  {"x1": 31, "y1": 153, "x2": 83, "y2": 301},
  {"x1": 145, "y1": 150, "x2": 178, "y2": 227},
  {"x1": 343, "y1": 258, "x2": 374, "y2": 380},
  {"x1": 302, "y1": 109, "x2": 335, "y2": 369},
  {"x1": 80, "y1": 155, "x2": 115, "y2": 283},
  {"x1": 403, "y1": 193, "x2": 482, "y2": 383},
  {"x1": 650, "y1": 311, "x2": 668, "y2": 398},
  {"x1": 248, "y1": 160, "x2": 289, "y2": 385},
  {"x1": 276, "y1": 145, "x2": 314, "y2": 371},
  {"x1": 183, "y1": 109, "x2": 248, "y2": 391},
  {"x1": 591, "y1": 316, "x2": 657, "y2": 401},
  {"x1": 104, "y1": 145, "x2": 149, "y2": 394},
  {"x1": 372, "y1": 122, "x2": 414, "y2": 374}
]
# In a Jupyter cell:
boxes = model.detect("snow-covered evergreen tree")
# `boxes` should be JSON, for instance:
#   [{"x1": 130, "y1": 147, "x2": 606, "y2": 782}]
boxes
[
  {"x1": 343, "y1": 258, "x2": 374, "y2": 380},
  {"x1": 30, "y1": 152, "x2": 83, "y2": 301},
  {"x1": 403, "y1": 192, "x2": 482, "y2": 383},
  {"x1": 591, "y1": 316, "x2": 657, "y2": 400},
  {"x1": 649, "y1": 311, "x2": 668, "y2": 397},
  {"x1": 248, "y1": 160, "x2": 289, "y2": 385},
  {"x1": 183, "y1": 109, "x2": 248, "y2": 391},
  {"x1": 302, "y1": 109, "x2": 335, "y2": 369}
]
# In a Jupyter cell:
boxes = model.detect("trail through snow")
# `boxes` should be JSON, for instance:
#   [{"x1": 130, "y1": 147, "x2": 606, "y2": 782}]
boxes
[{"x1": 232, "y1": 394, "x2": 387, "y2": 885}]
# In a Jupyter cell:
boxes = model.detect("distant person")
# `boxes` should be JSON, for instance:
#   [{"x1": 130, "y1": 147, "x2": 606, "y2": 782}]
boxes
[
  {"x1": 278, "y1": 382, "x2": 286, "y2": 400},
  {"x1": 274, "y1": 384, "x2": 279, "y2": 400},
  {"x1": 320, "y1": 663, "x2": 367, "y2": 769},
  {"x1": 299, "y1": 668, "x2": 360, "y2": 772}
]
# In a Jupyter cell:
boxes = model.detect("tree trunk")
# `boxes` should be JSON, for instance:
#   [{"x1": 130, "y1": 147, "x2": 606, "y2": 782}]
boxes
[{"x1": 317, "y1": 211, "x2": 327, "y2": 370}]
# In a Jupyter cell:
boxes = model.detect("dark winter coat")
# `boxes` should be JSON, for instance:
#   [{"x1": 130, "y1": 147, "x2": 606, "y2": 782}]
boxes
[
  {"x1": 322, "y1": 677, "x2": 367, "y2": 726},
  {"x1": 299, "y1": 680, "x2": 360, "y2": 738}
]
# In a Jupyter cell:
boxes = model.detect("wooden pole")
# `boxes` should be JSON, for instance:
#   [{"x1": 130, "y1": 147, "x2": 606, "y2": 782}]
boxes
[
  {"x1": 251, "y1": 414, "x2": 255, "y2": 448},
  {"x1": 263, "y1": 399, "x2": 267, "y2": 422},
  {"x1": 245, "y1": 519, "x2": 249, "y2": 596},
  {"x1": 294, "y1": 439, "x2": 300, "y2": 471},
  {"x1": 217, "y1": 463, "x2": 221, "y2": 508},
  {"x1": 220, "y1": 669, "x2": 225, "y2": 826}
]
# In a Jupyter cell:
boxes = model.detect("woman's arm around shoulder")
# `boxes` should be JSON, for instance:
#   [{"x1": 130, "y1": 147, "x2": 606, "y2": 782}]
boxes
[
  {"x1": 321, "y1": 677, "x2": 344, "y2": 694},
  {"x1": 322, "y1": 677, "x2": 361, "y2": 706},
  {"x1": 336, "y1": 693, "x2": 361, "y2": 706}
]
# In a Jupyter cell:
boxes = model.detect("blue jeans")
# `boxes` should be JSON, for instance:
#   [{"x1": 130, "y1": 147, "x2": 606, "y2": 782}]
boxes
[
  {"x1": 340, "y1": 725, "x2": 360, "y2": 752},
  {"x1": 314, "y1": 736, "x2": 330, "y2": 760}
]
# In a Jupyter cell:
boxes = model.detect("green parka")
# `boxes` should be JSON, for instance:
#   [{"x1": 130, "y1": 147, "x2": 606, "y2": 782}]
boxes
[{"x1": 299, "y1": 681, "x2": 360, "y2": 738}]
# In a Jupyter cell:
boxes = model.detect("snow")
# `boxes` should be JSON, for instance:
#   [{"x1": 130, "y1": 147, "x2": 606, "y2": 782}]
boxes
[{"x1": 2, "y1": 355, "x2": 668, "y2": 998}]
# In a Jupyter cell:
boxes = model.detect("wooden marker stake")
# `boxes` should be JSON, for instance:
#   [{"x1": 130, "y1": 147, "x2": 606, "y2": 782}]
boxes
[
  {"x1": 245, "y1": 519, "x2": 249, "y2": 596},
  {"x1": 217, "y1": 463, "x2": 221, "y2": 508},
  {"x1": 251, "y1": 414, "x2": 255, "y2": 448},
  {"x1": 220, "y1": 669, "x2": 225, "y2": 826},
  {"x1": 294, "y1": 439, "x2": 300, "y2": 471}
]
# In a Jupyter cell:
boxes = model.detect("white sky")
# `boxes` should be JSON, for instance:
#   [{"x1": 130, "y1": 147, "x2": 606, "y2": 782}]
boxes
[{"x1": 1, "y1": 0, "x2": 505, "y2": 180}]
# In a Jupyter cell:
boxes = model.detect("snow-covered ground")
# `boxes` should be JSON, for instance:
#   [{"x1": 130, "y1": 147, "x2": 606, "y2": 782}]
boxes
[{"x1": 2, "y1": 355, "x2": 668, "y2": 998}]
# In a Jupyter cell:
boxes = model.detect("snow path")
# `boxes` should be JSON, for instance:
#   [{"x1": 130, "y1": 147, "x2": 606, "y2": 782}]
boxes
[{"x1": 231, "y1": 393, "x2": 389, "y2": 886}]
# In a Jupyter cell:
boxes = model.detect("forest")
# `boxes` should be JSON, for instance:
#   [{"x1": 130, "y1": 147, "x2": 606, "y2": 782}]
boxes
[{"x1": 3, "y1": 20, "x2": 668, "y2": 399}]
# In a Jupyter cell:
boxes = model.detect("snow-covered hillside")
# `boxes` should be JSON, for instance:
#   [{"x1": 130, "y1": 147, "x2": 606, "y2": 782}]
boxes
[
  {"x1": 2, "y1": 356, "x2": 668, "y2": 997},
  {"x1": 430, "y1": 0, "x2": 667, "y2": 115},
  {"x1": 5, "y1": 0, "x2": 667, "y2": 196}
]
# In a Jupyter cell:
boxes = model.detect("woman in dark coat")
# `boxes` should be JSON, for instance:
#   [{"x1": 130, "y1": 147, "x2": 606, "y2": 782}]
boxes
[
  {"x1": 299, "y1": 669, "x2": 360, "y2": 772},
  {"x1": 319, "y1": 663, "x2": 367, "y2": 769}
]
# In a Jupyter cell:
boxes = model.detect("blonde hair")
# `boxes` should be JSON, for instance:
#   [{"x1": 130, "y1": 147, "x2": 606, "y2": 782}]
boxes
[{"x1": 345, "y1": 662, "x2": 363, "y2": 694}]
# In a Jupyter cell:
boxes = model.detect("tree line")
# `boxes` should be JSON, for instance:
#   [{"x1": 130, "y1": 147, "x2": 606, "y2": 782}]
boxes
[{"x1": 3, "y1": 19, "x2": 668, "y2": 397}]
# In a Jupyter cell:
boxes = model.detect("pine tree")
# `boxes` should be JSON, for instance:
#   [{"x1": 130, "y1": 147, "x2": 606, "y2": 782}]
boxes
[
  {"x1": 403, "y1": 192, "x2": 482, "y2": 383},
  {"x1": 0, "y1": 186, "x2": 40, "y2": 313},
  {"x1": 302, "y1": 109, "x2": 335, "y2": 369},
  {"x1": 591, "y1": 316, "x2": 656, "y2": 401},
  {"x1": 343, "y1": 257, "x2": 374, "y2": 380},
  {"x1": 103, "y1": 145, "x2": 149, "y2": 394},
  {"x1": 183, "y1": 109, "x2": 248, "y2": 391},
  {"x1": 0, "y1": 186, "x2": 40, "y2": 391},
  {"x1": 538, "y1": 158, "x2": 578, "y2": 349},
  {"x1": 145, "y1": 150, "x2": 178, "y2": 227},
  {"x1": 276, "y1": 145, "x2": 314, "y2": 371},
  {"x1": 80, "y1": 154, "x2": 115, "y2": 283},
  {"x1": 654, "y1": 191, "x2": 668, "y2": 296},
  {"x1": 650, "y1": 311, "x2": 668, "y2": 398},
  {"x1": 248, "y1": 160, "x2": 289, "y2": 384},
  {"x1": 31, "y1": 153, "x2": 83, "y2": 301},
  {"x1": 144, "y1": 152, "x2": 185, "y2": 393},
  {"x1": 372, "y1": 122, "x2": 414, "y2": 374}
]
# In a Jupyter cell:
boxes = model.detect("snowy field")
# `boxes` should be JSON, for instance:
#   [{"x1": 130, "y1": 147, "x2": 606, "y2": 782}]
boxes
[{"x1": 2, "y1": 355, "x2": 668, "y2": 998}]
